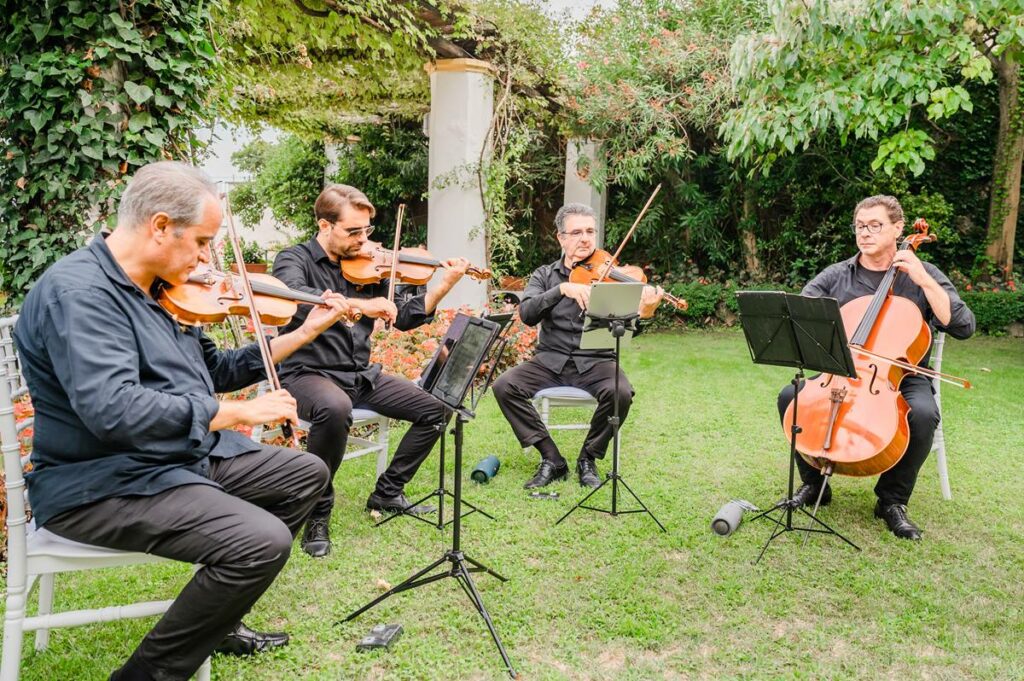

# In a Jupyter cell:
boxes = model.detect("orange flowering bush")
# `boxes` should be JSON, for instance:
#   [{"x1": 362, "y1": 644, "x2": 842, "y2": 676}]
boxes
[{"x1": 370, "y1": 305, "x2": 537, "y2": 381}]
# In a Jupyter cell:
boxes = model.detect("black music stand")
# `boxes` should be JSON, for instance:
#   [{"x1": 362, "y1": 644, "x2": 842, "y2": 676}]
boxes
[
  {"x1": 343, "y1": 314, "x2": 518, "y2": 678},
  {"x1": 374, "y1": 312, "x2": 514, "y2": 530},
  {"x1": 556, "y1": 283, "x2": 666, "y2": 532},
  {"x1": 737, "y1": 291, "x2": 861, "y2": 564}
]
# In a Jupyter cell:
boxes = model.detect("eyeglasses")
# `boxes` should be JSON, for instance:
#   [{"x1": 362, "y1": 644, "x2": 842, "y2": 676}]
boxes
[
  {"x1": 336, "y1": 224, "x2": 374, "y2": 238},
  {"x1": 852, "y1": 222, "x2": 886, "y2": 234},
  {"x1": 560, "y1": 228, "x2": 597, "y2": 239}
]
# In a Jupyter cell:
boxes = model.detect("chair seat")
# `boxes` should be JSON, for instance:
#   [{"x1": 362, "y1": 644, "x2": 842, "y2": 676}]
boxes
[
  {"x1": 279, "y1": 408, "x2": 383, "y2": 433},
  {"x1": 352, "y1": 408, "x2": 384, "y2": 422},
  {"x1": 25, "y1": 526, "x2": 167, "y2": 568},
  {"x1": 533, "y1": 387, "x2": 595, "y2": 401}
]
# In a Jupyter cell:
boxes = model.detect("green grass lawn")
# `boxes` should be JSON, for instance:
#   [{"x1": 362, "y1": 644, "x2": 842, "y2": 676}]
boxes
[{"x1": 4, "y1": 329, "x2": 1023, "y2": 680}]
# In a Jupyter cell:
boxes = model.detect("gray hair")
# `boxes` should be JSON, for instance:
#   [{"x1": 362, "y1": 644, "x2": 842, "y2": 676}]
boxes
[
  {"x1": 854, "y1": 194, "x2": 904, "y2": 225},
  {"x1": 554, "y1": 202, "x2": 596, "y2": 233},
  {"x1": 117, "y1": 161, "x2": 218, "y2": 231}
]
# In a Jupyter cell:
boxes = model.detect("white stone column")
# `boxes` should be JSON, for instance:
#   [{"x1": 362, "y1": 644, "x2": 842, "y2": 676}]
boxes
[
  {"x1": 564, "y1": 139, "x2": 607, "y2": 247},
  {"x1": 425, "y1": 58, "x2": 495, "y2": 310}
]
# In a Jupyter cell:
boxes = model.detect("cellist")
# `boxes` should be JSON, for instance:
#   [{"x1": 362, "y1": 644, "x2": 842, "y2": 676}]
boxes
[{"x1": 777, "y1": 195, "x2": 975, "y2": 540}]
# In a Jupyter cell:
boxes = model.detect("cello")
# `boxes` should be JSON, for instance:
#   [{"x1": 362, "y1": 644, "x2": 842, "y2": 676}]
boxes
[{"x1": 784, "y1": 218, "x2": 971, "y2": 486}]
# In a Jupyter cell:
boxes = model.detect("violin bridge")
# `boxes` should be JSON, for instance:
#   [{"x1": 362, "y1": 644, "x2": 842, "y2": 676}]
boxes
[{"x1": 822, "y1": 387, "x2": 848, "y2": 451}]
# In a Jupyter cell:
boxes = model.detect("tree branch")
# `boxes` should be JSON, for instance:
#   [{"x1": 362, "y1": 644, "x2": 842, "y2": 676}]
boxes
[{"x1": 291, "y1": 0, "x2": 330, "y2": 18}]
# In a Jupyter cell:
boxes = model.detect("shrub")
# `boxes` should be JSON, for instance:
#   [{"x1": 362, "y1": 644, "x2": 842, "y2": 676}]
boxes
[
  {"x1": 961, "y1": 291, "x2": 1024, "y2": 334},
  {"x1": 647, "y1": 281, "x2": 1024, "y2": 336},
  {"x1": 370, "y1": 306, "x2": 537, "y2": 381}
]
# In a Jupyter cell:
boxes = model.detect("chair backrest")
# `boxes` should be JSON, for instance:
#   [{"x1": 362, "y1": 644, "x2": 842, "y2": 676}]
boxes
[
  {"x1": 1, "y1": 315, "x2": 25, "y2": 400},
  {"x1": 1, "y1": 350, "x2": 30, "y2": 577},
  {"x1": 931, "y1": 331, "x2": 945, "y2": 375},
  {"x1": 1, "y1": 319, "x2": 30, "y2": 580}
]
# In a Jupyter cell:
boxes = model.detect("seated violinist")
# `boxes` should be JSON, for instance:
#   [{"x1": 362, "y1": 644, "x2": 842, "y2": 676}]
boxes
[
  {"x1": 777, "y1": 195, "x2": 975, "y2": 540},
  {"x1": 272, "y1": 184, "x2": 471, "y2": 557},
  {"x1": 492, "y1": 203, "x2": 664, "y2": 489},
  {"x1": 13, "y1": 161, "x2": 353, "y2": 679}
]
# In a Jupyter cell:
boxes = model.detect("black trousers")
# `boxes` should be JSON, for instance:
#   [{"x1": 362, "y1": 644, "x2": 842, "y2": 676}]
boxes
[
  {"x1": 284, "y1": 372, "x2": 447, "y2": 513},
  {"x1": 776, "y1": 374, "x2": 940, "y2": 506},
  {"x1": 44, "y1": 446, "x2": 328, "y2": 681},
  {"x1": 491, "y1": 358, "x2": 633, "y2": 460}
]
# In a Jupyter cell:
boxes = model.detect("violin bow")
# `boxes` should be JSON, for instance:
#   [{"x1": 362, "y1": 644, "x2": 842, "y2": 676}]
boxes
[
  {"x1": 385, "y1": 204, "x2": 405, "y2": 330},
  {"x1": 222, "y1": 192, "x2": 301, "y2": 448},
  {"x1": 385, "y1": 201, "x2": 405, "y2": 303},
  {"x1": 597, "y1": 183, "x2": 662, "y2": 282},
  {"x1": 848, "y1": 345, "x2": 972, "y2": 389}
]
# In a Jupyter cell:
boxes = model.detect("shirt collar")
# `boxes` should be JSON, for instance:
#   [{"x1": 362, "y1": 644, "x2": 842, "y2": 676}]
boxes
[
  {"x1": 88, "y1": 232, "x2": 144, "y2": 293},
  {"x1": 306, "y1": 236, "x2": 334, "y2": 265},
  {"x1": 553, "y1": 257, "x2": 571, "y2": 276},
  {"x1": 843, "y1": 252, "x2": 861, "y2": 270}
]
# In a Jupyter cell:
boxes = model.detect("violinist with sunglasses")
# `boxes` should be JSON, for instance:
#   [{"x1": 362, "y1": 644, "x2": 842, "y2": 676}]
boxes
[
  {"x1": 272, "y1": 184, "x2": 471, "y2": 557},
  {"x1": 492, "y1": 203, "x2": 664, "y2": 490}
]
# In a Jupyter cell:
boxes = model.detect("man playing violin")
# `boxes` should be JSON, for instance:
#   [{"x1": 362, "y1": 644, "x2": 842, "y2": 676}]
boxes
[
  {"x1": 272, "y1": 184, "x2": 471, "y2": 557},
  {"x1": 13, "y1": 161, "x2": 354, "y2": 680},
  {"x1": 777, "y1": 195, "x2": 975, "y2": 540},
  {"x1": 492, "y1": 203, "x2": 664, "y2": 489}
]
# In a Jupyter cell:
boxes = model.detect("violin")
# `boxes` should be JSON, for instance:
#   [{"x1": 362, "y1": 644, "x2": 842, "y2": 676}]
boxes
[
  {"x1": 569, "y1": 248, "x2": 689, "y2": 311},
  {"x1": 566, "y1": 184, "x2": 687, "y2": 312},
  {"x1": 784, "y1": 218, "x2": 970, "y2": 480},
  {"x1": 340, "y1": 241, "x2": 492, "y2": 286},
  {"x1": 158, "y1": 267, "x2": 361, "y2": 327}
]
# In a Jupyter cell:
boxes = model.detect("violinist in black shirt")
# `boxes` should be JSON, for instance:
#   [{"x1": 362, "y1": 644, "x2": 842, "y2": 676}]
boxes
[
  {"x1": 492, "y1": 203, "x2": 663, "y2": 490},
  {"x1": 14, "y1": 161, "x2": 351, "y2": 680},
  {"x1": 777, "y1": 195, "x2": 975, "y2": 540},
  {"x1": 272, "y1": 184, "x2": 471, "y2": 558}
]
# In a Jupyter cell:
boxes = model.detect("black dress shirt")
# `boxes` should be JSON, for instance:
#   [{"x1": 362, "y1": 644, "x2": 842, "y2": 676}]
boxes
[
  {"x1": 804, "y1": 253, "x2": 976, "y2": 363},
  {"x1": 272, "y1": 238, "x2": 434, "y2": 389},
  {"x1": 13, "y1": 236, "x2": 266, "y2": 528},
  {"x1": 519, "y1": 258, "x2": 626, "y2": 373}
]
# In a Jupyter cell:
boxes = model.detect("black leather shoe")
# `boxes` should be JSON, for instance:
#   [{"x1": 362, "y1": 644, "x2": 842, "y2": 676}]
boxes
[
  {"x1": 523, "y1": 459, "x2": 569, "y2": 489},
  {"x1": 366, "y1": 492, "x2": 436, "y2": 515},
  {"x1": 874, "y1": 501, "x2": 922, "y2": 540},
  {"x1": 213, "y1": 621, "x2": 289, "y2": 656},
  {"x1": 301, "y1": 515, "x2": 331, "y2": 558},
  {"x1": 576, "y1": 457, "x2": 602, "y2": 488},
  {"x1": 790, "y1": 482, "x2": 832, "y2": 508}
]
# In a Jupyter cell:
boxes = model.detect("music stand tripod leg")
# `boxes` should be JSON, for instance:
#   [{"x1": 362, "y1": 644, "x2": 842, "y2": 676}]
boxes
[
  {"x1": 557, "y1": 316, "x2": 665, "y2": 532},
  {"x1": 453, "y1": 559, "x2": 517, "y2": 677},
  {"x1": 615, "y1": 475, "x2": 667, "y2": 531},
  {"x1": 374, "y1": 407, "x2": 496, "y2": 530}
]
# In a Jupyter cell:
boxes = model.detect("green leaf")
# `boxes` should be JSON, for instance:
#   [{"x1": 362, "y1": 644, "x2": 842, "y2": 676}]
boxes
[
  {"x1": 123, "y1": 81, "x2": 154, "y2": 104},
  {"x1": 29, "y1": 23, "x2": 49, "y2": 42},
  {"x1": 128, "y1": 111, "x2": 153, "y2": 133},
  {"x1": 81, "y1": 144, "x2": 104, "y2": 160},
  {"x1": 25, "y1": 108, "x2": 53, "y2": 132},
  {"x1": 144, "y1": 128, "x2": 167, "y2": 147}
]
